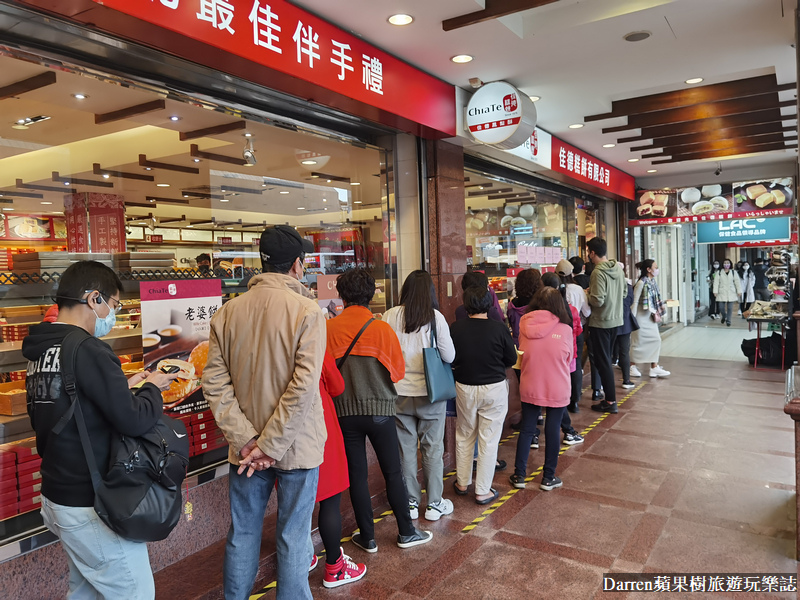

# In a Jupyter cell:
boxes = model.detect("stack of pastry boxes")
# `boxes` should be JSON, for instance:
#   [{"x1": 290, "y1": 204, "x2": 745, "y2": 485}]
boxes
[
  {"x1": 0, "y1": 439, "x2": 42, "y2": 520},
  {"x1": 175, "y1": 410, "x2": 227, "y2": 457}
]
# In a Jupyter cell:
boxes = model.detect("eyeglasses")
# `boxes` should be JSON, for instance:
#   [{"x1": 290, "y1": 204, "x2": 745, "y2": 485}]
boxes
[{"x1": 86, "y1": 290, "x2": 124, "y2": 314}]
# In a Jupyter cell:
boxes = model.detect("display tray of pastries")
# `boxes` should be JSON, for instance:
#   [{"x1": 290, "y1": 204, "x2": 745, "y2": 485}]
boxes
[{"x1": 733, "y1": 179, "x2": 794, "y2": 213}]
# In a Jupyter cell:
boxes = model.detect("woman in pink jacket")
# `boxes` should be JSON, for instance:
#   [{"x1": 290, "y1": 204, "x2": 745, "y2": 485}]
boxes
[{"x1": 510, "y1": 287, "x2": 574, "y2": 491}]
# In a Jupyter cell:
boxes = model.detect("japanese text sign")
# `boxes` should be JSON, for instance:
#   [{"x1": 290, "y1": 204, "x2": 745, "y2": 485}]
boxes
[
  {"x1": 93, "y1": 0, "x2": 456, "y2": 136},
  {"x1": 551, "y1": 138, "x2": 635, "y2": 200}
]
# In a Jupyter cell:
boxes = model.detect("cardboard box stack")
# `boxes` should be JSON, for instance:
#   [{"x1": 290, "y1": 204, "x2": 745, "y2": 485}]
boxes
[
  {"x1": 11, "y1": 252, "x2": 112, "y2": 276},
  {"x1": 113, "y1": 252, "x2": 175, "y2": 272}
]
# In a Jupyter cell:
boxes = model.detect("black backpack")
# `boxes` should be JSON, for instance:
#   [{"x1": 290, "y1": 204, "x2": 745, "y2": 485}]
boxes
[{"x1": 52, "y1": 330, "x2": 190, "y2": 542}]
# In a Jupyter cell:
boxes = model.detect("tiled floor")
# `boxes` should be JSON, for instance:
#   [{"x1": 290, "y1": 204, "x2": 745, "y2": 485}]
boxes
[
  {"x1": 661, "y1": 322, "x2": 759, "y2": 361},
  {"x1": 293, "y1": 357, "x2": 796, "y2": 599}
]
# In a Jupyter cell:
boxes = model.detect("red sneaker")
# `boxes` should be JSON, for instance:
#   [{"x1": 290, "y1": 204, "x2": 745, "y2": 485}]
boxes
[
  {"x1": 309, "y1": 553, "x2": 318, "y2": 573},
  {"x1": 322, "y1": 548, "x2": 367, "y2": 589}
]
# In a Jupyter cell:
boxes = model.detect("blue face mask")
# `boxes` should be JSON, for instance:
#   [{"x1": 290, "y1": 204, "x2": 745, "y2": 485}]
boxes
[{"x1": 92, "y1": 297, "x2": 117, "y2": 338}]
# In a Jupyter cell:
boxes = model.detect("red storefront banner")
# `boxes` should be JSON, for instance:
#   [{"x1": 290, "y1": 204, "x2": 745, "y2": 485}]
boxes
[
  {"x1": 92, "y1": 0, "x2": 456, "y2": 136},
  {"x1": 87, "y1": 194, "x2": 127, "y2": 253},
  {"x1": 63, "y1": 193, "x2": 90, "y2": 252},
  {"x1": 550, "y1": 138, "x2": 635, "y2": 200}
]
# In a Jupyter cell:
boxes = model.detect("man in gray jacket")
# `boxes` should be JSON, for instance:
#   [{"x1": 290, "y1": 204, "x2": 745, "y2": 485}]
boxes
[
  {"x1": 585, "y1": 237, "x2": 626, "y2": 414},
  {"x1": 203, "y1": 225, "x2": 326, "y2": 600}
]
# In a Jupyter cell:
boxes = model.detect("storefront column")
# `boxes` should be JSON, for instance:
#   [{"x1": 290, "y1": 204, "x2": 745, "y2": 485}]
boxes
[{"x1": 426, "y1": 140, "x2": 467, "y2": 322}]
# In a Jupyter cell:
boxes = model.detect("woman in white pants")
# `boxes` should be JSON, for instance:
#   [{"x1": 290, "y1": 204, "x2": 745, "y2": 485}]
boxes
[{"x1": 630, "y1": 260, "x2": 670, "y2": 378}]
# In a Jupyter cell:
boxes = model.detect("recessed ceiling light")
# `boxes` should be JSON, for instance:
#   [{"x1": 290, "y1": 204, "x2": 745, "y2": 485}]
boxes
[
  {"x1": 569, "y1": 123, "x2": 584, "y2": 129},
  {"x1": 63, "y1": 182, "x2": 70, "y2": 186},
  {"x1": 144, "y1": 167, "x2": 152, "y2": 171},
  {"x1": 388, "y1": 13, "x2": 413, "y2": 25},
  {"x1": 169, "y1": 116, "x2": 181, "y2": 121},
  {"x1": 102, "y1": 174, "x2": 110, "y2": 179},
  {"x1": 326, "y1": 179, "x2": 332, "y2": 183},
  {"x1": 220, "y1": 198, "x2": 229, "y2": 202},
  {"x1": 324, "y1": 207, "x2": 328, "y2": 211},
  {"x1": 193, "y1": 158, "x2": 201, "y2": 163},
  {"x1": 322, "y1": 198, "x2": 327, "y2": 202},
  {"x1": 685, "y1": 77, "x2": 704, "y2": 85},
  {"x1": 628, "y1": 158, "x2": 640, "y2": 162},
  {"x1": 156, "y1": 183, "x2": 170, "y2": 187},
  {"x1": 529, "y1": 96, "x2": 541, "y2": 102},
  {"x1": 647, "y1": 169, "x2": 658, "y2": 173},
  {"x1": 354, "y1": 201, "x2": 362, "y2": 204},
  {"x1": 623, "y1": 31, "x2": 651, "y2": 42},
  {"x1": 244, "y1": 132, "x2": 252, "y2": 137},
  {"x1": 72, "y1": 94, "x2": 88, "y2": 100},
  {"x1": 603, "y1": 143, "x2": 616, "y2": 148},
  {"x1": 279, "y1": 190, "x2": 290, "y2": 194},
  {"x1": 451, "y1": 55, "x2": 473, "y2": 64},
  {"x1": 350, "y1": 182, "x2": 361, "y2": 186},
  {"x1": 297, "y1": 207, "x2": 305, "y2": 210},
  {"x1": 12, "y1": 124, "x2": 28, "y2": 130},
  {"x1": 186, "y1": 225, "x2": 194, "y2": 228},
  {"x1": 2, "y1": 208, "x2": 13, "y2": 211},
  {"x1": 301, "y1": 160, "x2": 317, "y2": 165},
  {"x1": 41, "y1": 201, "x2": 53, "y2": 205},
  {"x1": 226, "y1": 227, "x2": 233, "y2": 229}
]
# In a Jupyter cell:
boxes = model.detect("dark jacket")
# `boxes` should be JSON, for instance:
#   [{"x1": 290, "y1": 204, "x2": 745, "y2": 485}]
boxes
[
  {"x1": 616, "y1": 283, "x2": 639, "y2": 336},
  {"x1": 574, "y1": 273, "x2": 590, "y2": 289},
  {"x1": 752, "y1": 263, "x2": 769, "y2": 289},
  {"x1": 23, "y1": 323, "x2": 162, "y2": 507},
  {"x1": 507, "y1": 297, "x2": 528, "y2": 347}
]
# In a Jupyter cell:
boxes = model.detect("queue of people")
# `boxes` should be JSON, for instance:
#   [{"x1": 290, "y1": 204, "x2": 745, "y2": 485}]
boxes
[{"x1": 27, "y1": 230, "x2": 673, "y2": 599}]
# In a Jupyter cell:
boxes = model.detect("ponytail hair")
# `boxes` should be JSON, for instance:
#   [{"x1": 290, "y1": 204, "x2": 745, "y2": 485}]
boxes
[{"x1": 635, "y1": 259, "x2": 655, "y2": 280}]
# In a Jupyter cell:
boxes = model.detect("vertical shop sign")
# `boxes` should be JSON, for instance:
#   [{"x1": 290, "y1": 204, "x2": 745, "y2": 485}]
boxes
[
  {"x1": 139, "y1": 279, "x2": 222, "y2": 415},
  {"x1": 91, "y1": 0, "x2": 456, "y2": 136},
  {"x1": 63, "y1": 193, "x2": 89, "y2": 252},
  {"x1": 87, "y1": 194, "x2": 126, "y2": 253}
]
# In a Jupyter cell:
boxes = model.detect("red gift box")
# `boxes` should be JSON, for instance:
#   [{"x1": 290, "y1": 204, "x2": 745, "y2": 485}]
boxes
[
  {"x1": 0, "y1": 488, "x2": 17, "y2": 505},
  {"x1": 17, "y1": 459, "x2": 42, "y2": 477},
  {"x1": 17, "y1": 494, "x2": 41, "y2": 513},
  {"x1": 190, "y1": 410, "x2": 214, "y2": 424},
  {"x1": 0, "y1": 464, "x2": 17, "y2": 482},
  {"x1": 192, "y1": 437, "x2": 228, "y2": 455},
  {"x1": 17, "y1": 471, "x2": 41, "y2": 487},
  {"x1": 0, "y1": 502, "x2": 18, "y2": 520},
  {"x1": 193, "y1": 429, "x2": 226, "y2": 443},
  {"x1": 9, "y1": 440, "x2": 39, "y2": 462},
  {"x1": 0, "y1": 450, "x2": 17, "y2": 468},
  {"x1": 192, "y1": 421, "x2": 217, "y2": 432},
  {"x1": 18, "y1": 483, "x2": 42, "y2": 501}
]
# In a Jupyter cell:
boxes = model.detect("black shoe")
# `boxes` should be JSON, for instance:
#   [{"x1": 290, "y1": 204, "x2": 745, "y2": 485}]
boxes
[
  {"x1": 530, "y1": 435, "x2": 539, "y2": 449},
  {"x1": 726, "y1": 322, "x2": 731, "y2": 327},
  {"x1": 495, "y1": 459, "x2": 507, "y2": 471},
  {"x1": 540, "y1": 476, "x2": 563, "y2": 491},
  {"x1": 397, "y1": 528, "x2": 433, "y2": 549},
  {"x1": 537, "y1": 415, "x2": 544, "y2": 425},
  {"x1": 567, "y1": 402, "x2": 580, "y2": 413},
  {"x1": 510, "y1": 421, "x2": 522, "y2": 431},
  {"x1": 592, "y1": 390, "x2": 605, "y2": 401},
  {"x1": 591, "y1": 401, "x2": 618, "y2": 414},
  {"x1": 351, "y1": 532, "x2": 378, "y2": 553}
]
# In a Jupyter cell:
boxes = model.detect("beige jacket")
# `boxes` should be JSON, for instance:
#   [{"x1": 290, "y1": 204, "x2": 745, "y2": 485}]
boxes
[{"x1": 202, "y1": 273, "x2": 327, "y2": 470}]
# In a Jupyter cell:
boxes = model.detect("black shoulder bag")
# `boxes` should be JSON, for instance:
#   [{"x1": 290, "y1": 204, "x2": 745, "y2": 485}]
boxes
[{"x1": 52, "y1": 330, "x2": 190, "y2": 542}]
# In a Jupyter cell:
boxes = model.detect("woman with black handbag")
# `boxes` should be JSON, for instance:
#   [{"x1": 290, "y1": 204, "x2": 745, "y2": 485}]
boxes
[{"x1": 382, "y1": 271, "x2": 455, "y2": 522}]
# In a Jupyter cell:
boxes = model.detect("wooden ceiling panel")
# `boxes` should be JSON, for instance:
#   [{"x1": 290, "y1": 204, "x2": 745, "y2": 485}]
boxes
[
  {"x1": 442, "y1": 0, "x2": 557, "y2": 31},
  {"x1": 587, "y1": 75, "x2": 797, "y2": 166}
]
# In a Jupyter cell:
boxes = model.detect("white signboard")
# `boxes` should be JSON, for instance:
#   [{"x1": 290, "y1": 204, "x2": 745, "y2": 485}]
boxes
[{"x1": 466, "y1": 82, "x2": 537, "y2": 149}]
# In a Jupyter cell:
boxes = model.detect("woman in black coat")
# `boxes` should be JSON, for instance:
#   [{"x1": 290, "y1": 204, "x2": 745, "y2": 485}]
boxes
[{"x1": 617, "y1": 280, "x2": 639, "y2": 389}]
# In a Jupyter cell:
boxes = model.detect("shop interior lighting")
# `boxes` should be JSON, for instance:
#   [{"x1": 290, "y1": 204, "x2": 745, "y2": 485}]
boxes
[
  {"x1": 72, "y1": 94, "x2": 88, "y2": 100},
  {"x1": 603, "y1": 143, "x2": 616, "y2": 148},
  {"x1": 244, "y1": 132, "x2": 253, "y2": 137},
  {"x1": 529, "y1": 96, "x2": 541, "y2": 102},
  {"x1": 12, "y1": 115, "x2": 50, "y2": 130},
  {"x1": 156, "y1": 183, "x2": 170, "y2": 187},
  {"x1": 40, "y1": 201, "x2": 53, "y2": 205},
  {"x1": 628, "y1": 158, "x2": 639, "y2": 162},
  {"x1": 301, "y1": 160, "x2": 317, "y2": 165},
  {"x1": 388, "y1": 14, "x2": 413, "y2": 25},
  {"x1": 647, "y1": 169, "x2": 658, "y2": 173},
  {"x1": 685, "y1": 77, "x2": 704, "y2": 84},
  {"x1": 169, "y1": 116, "x2": 181, "y2": 121},
  {"x1": 279, "y1": 190, "x2": 290, "y2": 194},
  {"x1": 350, "y1": 182, "x2": 361, "y2": 186},
  {"x1": 568, "y1": 123, "x2": 584, "y2": 129},
  {"x1": 451, "y1": 55, "x2": 473, "y2": 64},
  {"x1": 102, "y1": 174, "x2": 110, "y2": 179},
  {"x1": 3, "y1": 208, "x2": 14, "y2": 211},
  {"x1": 297, "y1": 207, "x2": 306, "y2": 210}
]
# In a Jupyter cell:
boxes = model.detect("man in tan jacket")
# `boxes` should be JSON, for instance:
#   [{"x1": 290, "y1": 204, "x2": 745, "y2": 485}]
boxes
[{"x1": 203, "y1": 225, "x2": 326, "y2": 600}]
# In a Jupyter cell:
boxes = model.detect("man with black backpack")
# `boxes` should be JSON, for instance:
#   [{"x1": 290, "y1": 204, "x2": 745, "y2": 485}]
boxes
[
  {"x1": 203, "y1": 225, "x2": 327, "y2": 600},
  {"x1": 23, "y1": 260, "x2": 177, "y2": 599}
]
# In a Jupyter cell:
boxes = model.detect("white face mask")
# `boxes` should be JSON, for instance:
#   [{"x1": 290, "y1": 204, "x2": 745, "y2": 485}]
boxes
[
  {"x1": 713, "y1": 263, "x2": 719, "y2": 269},
  {"x1": 743, "y1": 265, "x2": 750, "y2": 270},
  {"x1": 652, "y1": 268, "x2": 659, "y2": 277}
]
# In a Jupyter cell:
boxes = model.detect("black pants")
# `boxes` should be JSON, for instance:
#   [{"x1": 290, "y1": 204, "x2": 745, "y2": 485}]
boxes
[
  {"x1": 587, "y1": 329, "x2": 601, "y2": 392},
  {"x1": 514, "y1": 403, "x2": 567, "y2": 480},
  {"x1": 709, "y1": 289, "x2": 718, "y2": 316},
  {"x1": 616, "y1": 332, "x2": 631, "y2": 382},
  {"x1": 318, "y1": 493, "x2": 342, "y2": 565},
  {"x1": 587, "y1": 326, "x2": 617, "y2": 404},
  {"x1": 338, "y1": 415, "x2": 414, "y2": 541}
]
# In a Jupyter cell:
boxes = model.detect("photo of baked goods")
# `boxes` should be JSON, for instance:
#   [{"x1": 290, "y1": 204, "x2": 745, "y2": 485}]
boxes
[
  {"x1": 144, "y1": 338, "x2": 208, "y2": 408},
  {"x1": 631, "y1": 189, "x2": 675, "y2": 221},
  {"x1": 733, "y1": 178, "x2": 794, "y2": 214},
  {"x1": 676, "y1": 184, "x2": 733, "y2": 218}
]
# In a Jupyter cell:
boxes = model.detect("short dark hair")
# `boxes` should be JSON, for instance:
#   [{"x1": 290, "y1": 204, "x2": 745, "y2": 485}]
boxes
[
  {"x1": 196, "y1": 253, "x2": 211, "y2": 264},
  {"x1": 463, "y1": 285, "x2": 492, "y2": 315},
  {"x1": 754, "y1": 257, "x2": 764, "y2": 264},
  {"x1": 587, "y1": 237, "x2": 607, "y2": 258},
  {"x1": 568, "y1": 256, "x2": 584, "y2": 275},
  {"x1": 263, "y1": 253, "x2": 303, "y2": 274},
  {"x1": 336, "y1": 268, "x2": 375, "y2": 307},
  {"x1": 529, "y1": 286, "x2": 572, "y2": 326},
  {"x1": 514, "y1": 269, "x2": 542, "y2": 305},
  {"x1": 461, "y1": 271, "x2": 489, "y2": 291},
  {"x1": 55, "y1": 261, "x2": 123, "y2": 310}
]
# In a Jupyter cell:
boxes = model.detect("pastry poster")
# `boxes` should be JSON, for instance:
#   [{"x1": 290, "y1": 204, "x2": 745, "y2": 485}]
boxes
[
  {"x1": 139, "y1": 279, "x2": 222, "y2": 415},
  {"x1": 629, "y1": 178, "x2": 795, "y2": 226}
]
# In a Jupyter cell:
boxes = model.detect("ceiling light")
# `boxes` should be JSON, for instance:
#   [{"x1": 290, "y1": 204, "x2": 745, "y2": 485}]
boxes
[
  {"x1": 603, "y1": 143, "x2": 616, "y2": 148},
  {"x1": 388, "y1": 14, "x2": 413, "y2": 25},
  {"x1": 16, "y1": 119, "x2": 24, "y2": 124},
  {"x1": 2, "y1": 208, "x2": 13, "y2": 211},
  {"x1": 220, "y1": 198, "x2": 229, "y2": 202},
  {"x1": 529, "y1": 96, "x2": 540, "y2": 102},
  {"x1": 102, "y1": 174, "x2": 110, "y2": 179},
  {"x1": 326, "y1": 179, "x2": 332, "y2": 183},
  {"x1": 186, "y1": 225, "x2": 194, "y2": 228},
  {"x1": 72, "y1": 94, "x2": 88, "y2": 100},
  {"x1": 350, "y1": 182, "x2": 361, "y2": 186},
  {"x1": 12, "y1": 124, "x2": 28, "y2": 130},
  {"x1": 244, "y1": 132, "x2": 252, "y2": 137},
  {"x1": 324, "y1": 207, "x2": 328, "y2": 211},
  {"x1": 623, "y1": 31, "x2": 651, "y2": 42},
  {"x1": 41, "y1": 201, "x2": 53, "y2": 205},
  {"x1": 685, "y1": 77, "x2": 704, "y2": 85},
  {"x1": 569, "y1": 123, "x2": 584, "y2": 129},
  {"x1": 156, "y1": 183, "x2": 170, "y2": 187},
  {"x1": 297, "y1": 207, "x2": 305, "y2": 210},
  {"x1": 647, "y1": 169, "x2": 658, "y2": 173},
  {"x1": 451, "y1": 55, "x2": 473, "y2": 64},
  {"x1": 280, "y1": 190, "x2": 290, "y2": 195},
  {"x1": 354, "y1": 201, "x2": 362, "y2": 204},
  {"x1": 63, "y1": 182, "x2": 70, "y2": 186},
  {"x1": 226, "y1": 227, "x2": 234, "y2": 229},
  {"x1": 193, "y1": 158, "x2": 201, "y2": 163},
  {"x1": 628, "y1": 158, "x2": 639, "y2": 162},
  {"x1": 243, "y1": 139, "x2": 256, "y2": 166},
  {"x1": 301, "y1": 160, "x2": 317, "y2": 165},
  {"x1": 322, "y1": 198, "x2": 327, "y2": 202},
  {"x1": 144, "y1": 167, "x2": 152, "y2": 171},
  {"x1": 169, "y1": 116, "x2": 181, "y2": 121}
]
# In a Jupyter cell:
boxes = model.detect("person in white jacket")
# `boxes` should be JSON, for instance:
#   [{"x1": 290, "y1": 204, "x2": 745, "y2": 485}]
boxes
[
  {"x1": 382, "y1": 271, "x2": 455, "y2": 522},
  {"x1": 713, "y1": 259, "x2": 742, "y2": 326},
  {"x1": 738, "y1": 262, "x2": 756, "y2": 317}
]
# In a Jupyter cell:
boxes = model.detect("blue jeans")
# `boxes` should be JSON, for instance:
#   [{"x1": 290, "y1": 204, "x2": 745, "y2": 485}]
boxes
[
  {"x1": 224, "y1": 464, "x2": 319, "y2": 600},
  {"x1": 40, "y1": 496, "x2": 154, "y2": 599}
]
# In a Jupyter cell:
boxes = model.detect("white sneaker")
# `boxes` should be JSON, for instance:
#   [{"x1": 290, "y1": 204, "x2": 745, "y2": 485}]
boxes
[
  {"x1": 629, "y1": 365, "x2": 642, "y2": 378},
  {"x1": 649, "y1": 366, "x2": 671, "y2": 378},
  {"x1": 424, "y1": 498, "x2": 453, "y2": 521},
  {"x1": 409, "y1": 501, "x2": 419, "y2": 520}
]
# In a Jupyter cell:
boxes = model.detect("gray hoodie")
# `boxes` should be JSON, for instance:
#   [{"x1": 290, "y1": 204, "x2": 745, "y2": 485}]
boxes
[{"x1": 587, "y1": 260, "x2": 626, "y2": 329}]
